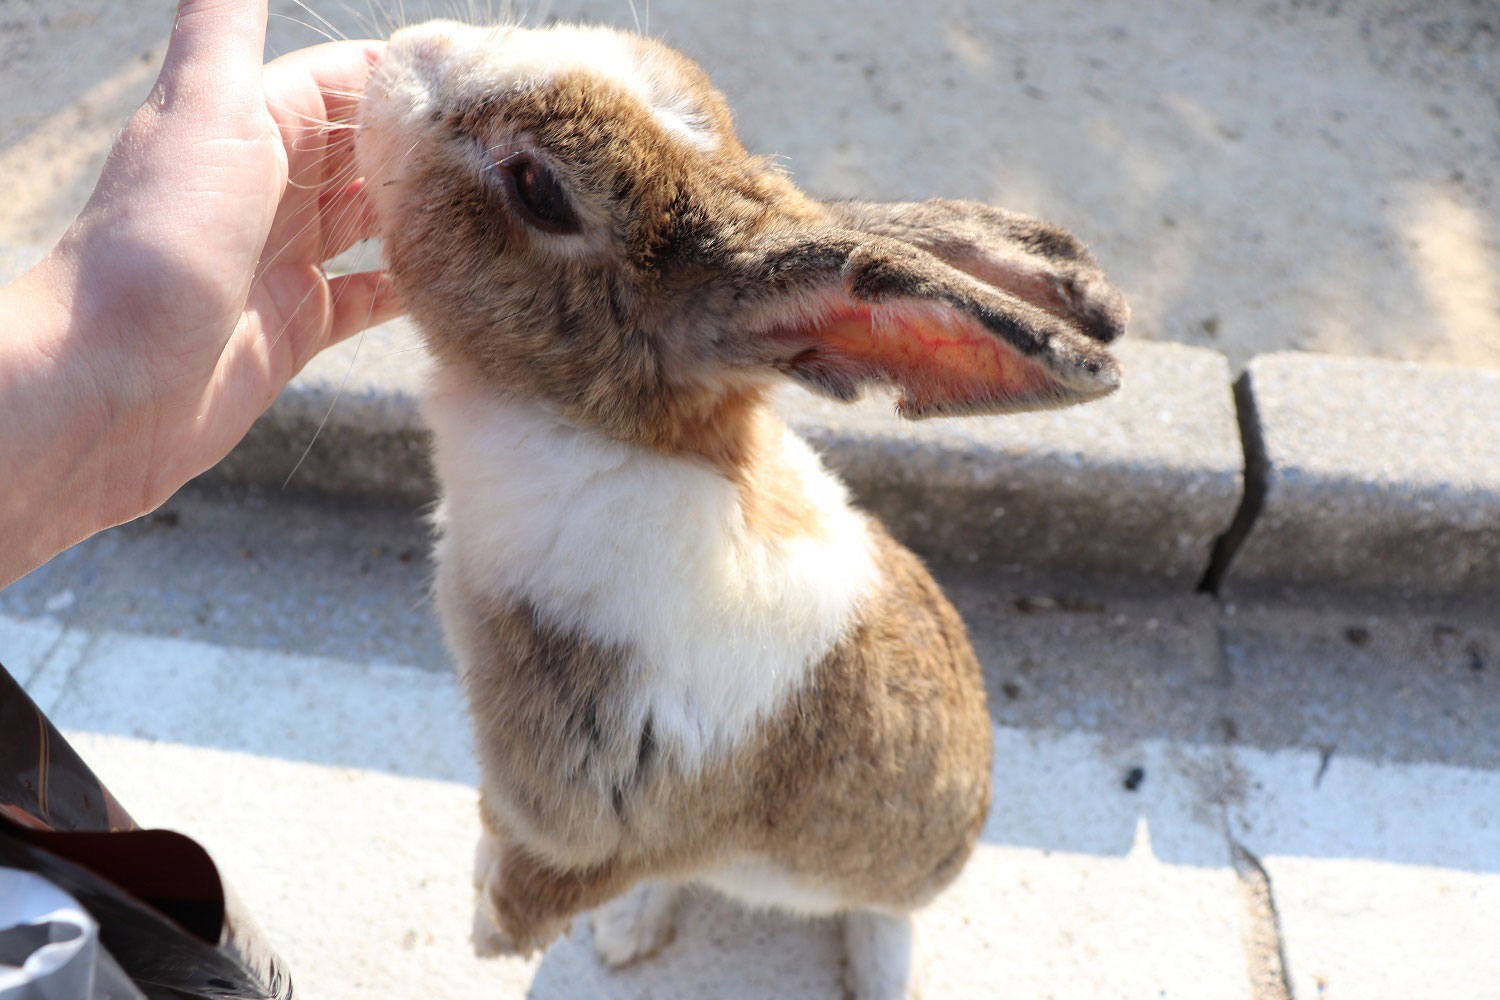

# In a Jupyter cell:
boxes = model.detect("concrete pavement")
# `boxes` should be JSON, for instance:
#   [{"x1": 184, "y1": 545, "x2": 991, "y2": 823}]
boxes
[{"x1": 4, "y1": 486, "x2": 1498, "y2": 999}]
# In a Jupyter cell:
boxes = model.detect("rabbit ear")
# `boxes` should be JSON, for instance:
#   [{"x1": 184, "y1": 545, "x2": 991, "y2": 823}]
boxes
[
  {"x1": 730, "y1": 214, "x2": 1125, "y2": 418},
  {"x1": 826, "y1": 198, "x2": 1129, "y2": 346}
]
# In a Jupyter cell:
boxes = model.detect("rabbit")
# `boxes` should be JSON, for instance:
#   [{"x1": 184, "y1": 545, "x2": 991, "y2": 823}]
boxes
[{"x1": 355, "y1": 19, "x2": 1126, "y2": 1000}]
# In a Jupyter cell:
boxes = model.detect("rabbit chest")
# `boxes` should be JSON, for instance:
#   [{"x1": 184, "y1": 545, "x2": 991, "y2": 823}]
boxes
[{"x1": 423, "y1": 367, "x2": 881, "y2": 789}]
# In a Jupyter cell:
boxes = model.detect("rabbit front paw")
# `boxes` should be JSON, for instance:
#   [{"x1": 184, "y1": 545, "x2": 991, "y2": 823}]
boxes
[
  {"x1": 591, "y1": 881, "x2": 680, "y2": 967},
  {"x1": 469, "y1": 827, "x2": 575, "y2": 958},
  {"x1": 472, "y1": 896, "x2": 522, "y2": 958},
  {"x1": 471, "y1": 830, "x2": 524, "y2": 957}
]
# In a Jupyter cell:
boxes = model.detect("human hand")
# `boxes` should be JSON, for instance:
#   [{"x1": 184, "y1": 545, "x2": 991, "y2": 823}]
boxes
[{"x1": 0, "y1": 0, "x2": 398, "y2": 585}]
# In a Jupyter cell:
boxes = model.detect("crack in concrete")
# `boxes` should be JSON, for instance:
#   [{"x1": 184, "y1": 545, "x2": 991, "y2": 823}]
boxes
[
  {"x1": 18, "y1": 626, "x2": 71, "y2": 691},
  {"x1": 1199, "y1": 371, "x2": 1268, "y2": 595},
  {"x1": 1207, "y1": 609, "x2": 1296, "y2": 1000},
  {"x1": 1229, "y1": 838, "x2": 1295, "y2": 1000}
]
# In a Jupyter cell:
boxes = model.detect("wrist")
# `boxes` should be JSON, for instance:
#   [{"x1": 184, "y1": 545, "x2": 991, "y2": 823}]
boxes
[{"x1": 0, "y1": 250, "x2": 123, "y2": 587}]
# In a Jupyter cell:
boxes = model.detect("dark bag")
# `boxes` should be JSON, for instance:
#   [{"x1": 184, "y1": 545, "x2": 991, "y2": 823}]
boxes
[{"x1": 0, "y1": 664, "x2": 293, "y2": 1000}]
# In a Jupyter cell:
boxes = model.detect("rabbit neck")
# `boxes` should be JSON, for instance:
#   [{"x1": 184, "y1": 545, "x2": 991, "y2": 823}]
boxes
[{"x1": 423, "y1": 365, "x2": 881, "y2": 768}]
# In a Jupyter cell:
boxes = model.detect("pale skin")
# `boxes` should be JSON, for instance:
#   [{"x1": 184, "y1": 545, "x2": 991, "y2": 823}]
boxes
[{"x1": 0, "y1": 0, "x2": 402, "y2": 588}]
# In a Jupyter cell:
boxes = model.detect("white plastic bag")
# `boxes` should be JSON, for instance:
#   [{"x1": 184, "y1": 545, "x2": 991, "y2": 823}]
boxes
[{"x1": 0, "y1": 868, "x2": 141, "y2": 1000}]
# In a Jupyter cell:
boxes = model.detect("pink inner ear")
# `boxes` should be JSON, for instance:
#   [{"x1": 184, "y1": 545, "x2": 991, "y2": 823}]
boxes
[
  {"x1": 949, "y1": 254, "x2": 1076, "y2": 321},
  {"x1": 790, "y1": 304, "x2": 1060, "y2": 414}
]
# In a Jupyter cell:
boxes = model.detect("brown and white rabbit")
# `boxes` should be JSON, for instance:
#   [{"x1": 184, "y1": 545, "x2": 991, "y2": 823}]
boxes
[{"x1": 356, "y1": 20, "x2": 1126, "y2": 999}]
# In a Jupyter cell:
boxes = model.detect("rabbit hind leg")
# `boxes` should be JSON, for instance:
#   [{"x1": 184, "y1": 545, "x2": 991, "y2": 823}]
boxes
[{"x1": 844, "y1": 909, "x2": 924, "y2": 1000}]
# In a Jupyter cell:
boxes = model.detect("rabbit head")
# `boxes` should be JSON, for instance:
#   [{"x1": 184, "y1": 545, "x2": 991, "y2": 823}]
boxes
[{"x1": 357, "y1": 20, "x2": 1126, "y2": 441}]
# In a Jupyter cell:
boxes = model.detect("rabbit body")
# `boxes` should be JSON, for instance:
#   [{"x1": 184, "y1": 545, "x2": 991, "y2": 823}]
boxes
[
  {"x1": 357, "y1": 19, "x2": 1125, "y2": 998},
  {"x1": 429, "y1": 369, "x2": 991, "y2": 948}
]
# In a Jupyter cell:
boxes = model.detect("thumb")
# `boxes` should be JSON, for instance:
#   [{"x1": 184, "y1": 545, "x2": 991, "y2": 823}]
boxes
[{"x1": 157, "y1": 0, "x2": 270, "y2": 103}]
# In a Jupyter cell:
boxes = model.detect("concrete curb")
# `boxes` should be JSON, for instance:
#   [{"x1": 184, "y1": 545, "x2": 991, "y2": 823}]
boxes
[
  {"x1": 201, "y1": 329, "x2": 1248, "y2": 586},
  {"x1": 200, "y1": 324, "x2": 1500, "y2": 604},
  {"x1": 1210, "y1": 353, "x2": 1500, "y2": 611},
  {"x1": 208, "y1": 320, "x2": 435, "y2": 502},
  {"x1": 779, "y1": 341, "x2": 1243, "y2": 583}
]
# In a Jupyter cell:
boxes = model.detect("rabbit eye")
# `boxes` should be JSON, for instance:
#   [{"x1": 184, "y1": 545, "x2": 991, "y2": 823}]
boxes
[{"x1": 499, "y1": 153, "x2": 581, "y2": 235}]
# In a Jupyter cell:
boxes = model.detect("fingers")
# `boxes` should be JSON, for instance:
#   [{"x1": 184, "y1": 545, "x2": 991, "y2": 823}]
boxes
[
  {"x1": 319, "y1": 179, "x2": 382, "y2": 260},
  {"x1": 265, "y1": 39, "x2": 384, "y2": 130},
  {"x1": 233, "y1": 266, "x2": 400, "y2": 412},
  {"x1": 160, "y1": 0, "x2": 271, "y2": 98},
  {"x1": 264, "y1": 40, "x2": 385, "y2": 219},
  {"x1": 327, "y1": 270, "x2": 404, "y2": 345}
]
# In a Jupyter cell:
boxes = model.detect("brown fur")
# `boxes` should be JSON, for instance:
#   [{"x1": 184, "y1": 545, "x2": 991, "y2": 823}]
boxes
[
  {"x1": 452, "y1": 515, "x2": 991, "y2": 949},
  {"x1": 358, "y1": 19, "x2": 1124, "y2": 974},
  {"x1": 643, "y1": 389, "x2": 827, "y2": 539},
  {"x1": 370, "y1": 37, "x2": 1122, "y2": 449},
  {"x1": 385, "y1": 66, "x2": 822, "y2": 450}
]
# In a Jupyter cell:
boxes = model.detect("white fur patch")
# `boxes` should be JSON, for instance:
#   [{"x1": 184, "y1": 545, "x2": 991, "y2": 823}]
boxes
[
  {"x1": 424, "y1": 367, "x2": 879, "y2": 771},
  {"x1": 696, "y1": 859, "x2": 849, "y2": 916},
  {"x1": 591, "y1": 880, "x2": 680, "y2": 967},
  {"x1": 379, "y1": 21, "x2": 717, "y2": 154}
]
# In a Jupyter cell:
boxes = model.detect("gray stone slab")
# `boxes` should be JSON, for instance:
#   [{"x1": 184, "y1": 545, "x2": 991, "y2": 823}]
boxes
[
  {"x1": 24, "y1": 659, "x2": 1255, "y2": 1000},
  {"x1": 1, "y1": 484, "x2": 444, "y2": 670},
  {"x1": 9, "y1": 485, "x2": 1264, "y2": 996},
  {"x1": 1221, "y1": 353, "x2": 1500, "y2": 611},
  {"x1": 1226, "y1": 742, "x2": 1500, "y2": 1000},
  {"x1": 941, "y1": 572, "x2": 1228, "y2": 750},
  {"x1": 7, "y1": 486, "x2": 1257, "y2": 997}
]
